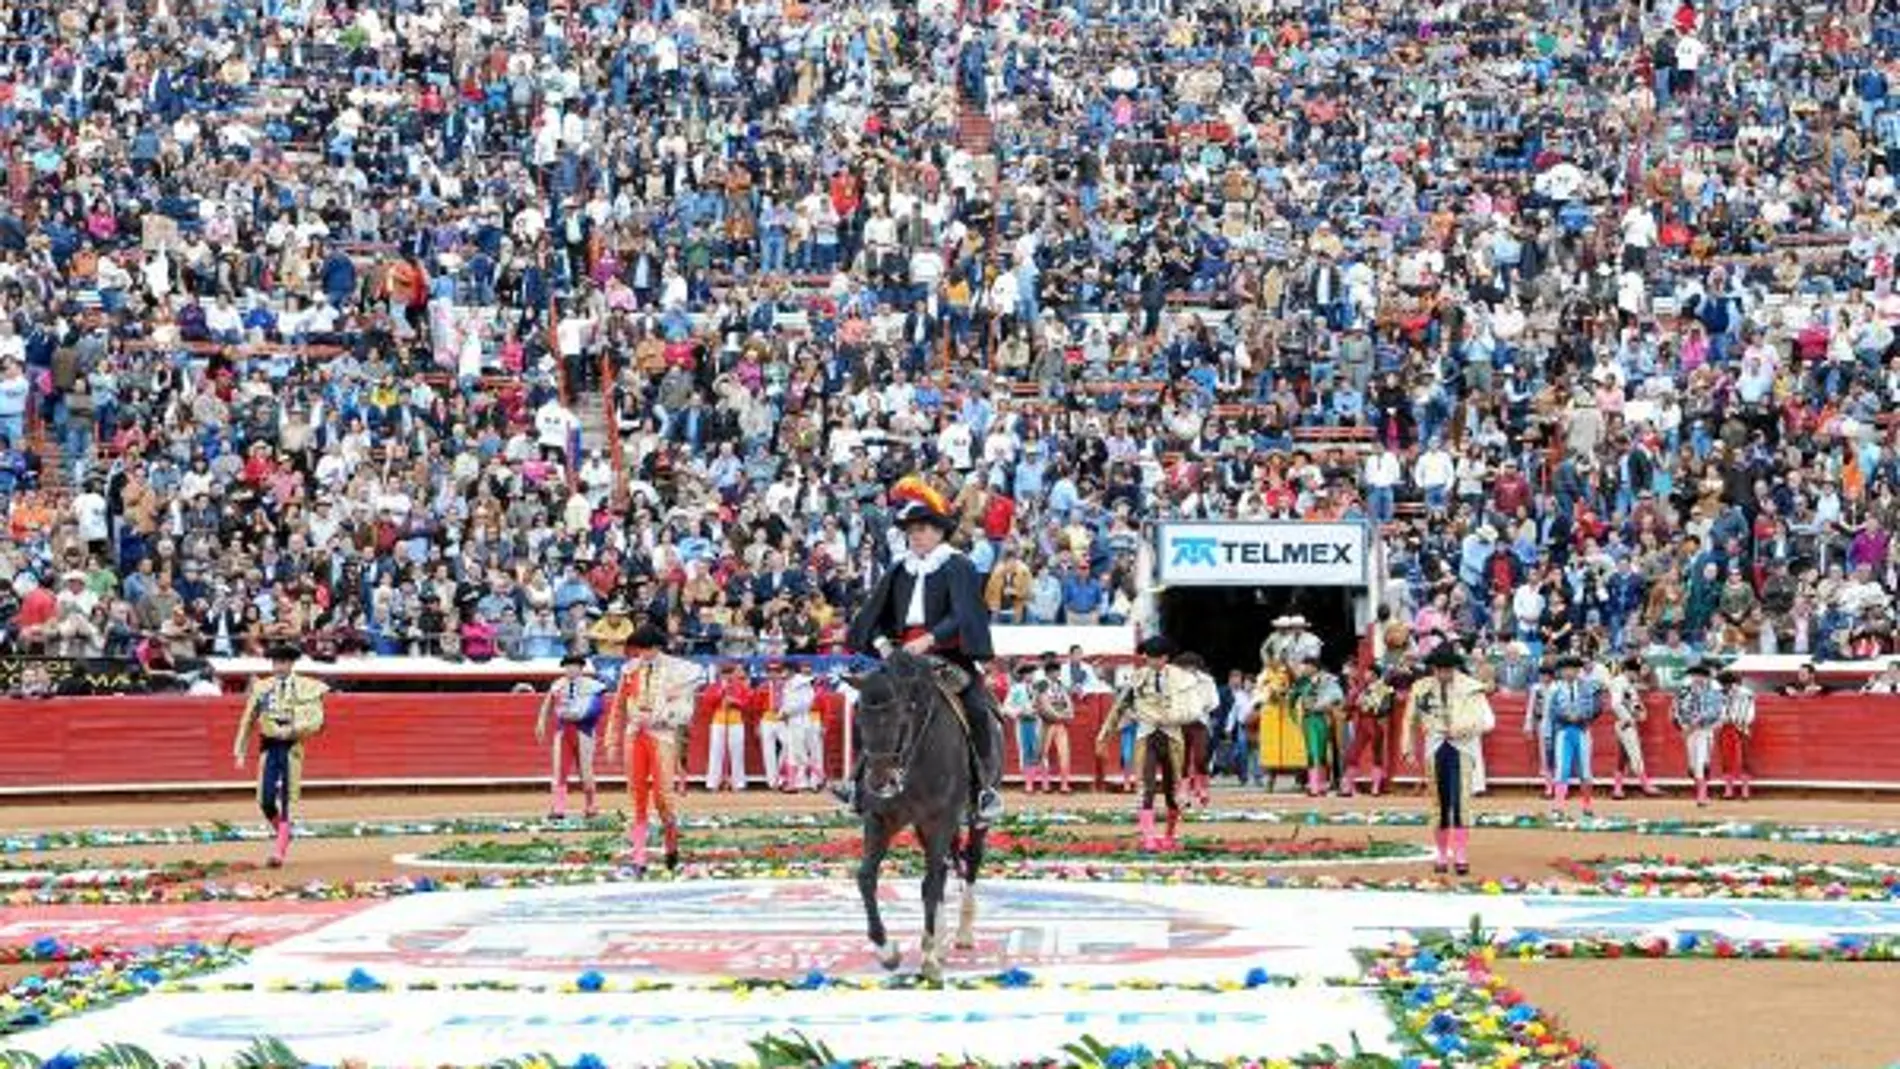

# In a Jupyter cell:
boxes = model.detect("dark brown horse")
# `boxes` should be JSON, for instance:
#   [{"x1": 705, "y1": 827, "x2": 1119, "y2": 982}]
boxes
[{"x1": 847, "y1": 652, "x2": 992, "y2": 982}]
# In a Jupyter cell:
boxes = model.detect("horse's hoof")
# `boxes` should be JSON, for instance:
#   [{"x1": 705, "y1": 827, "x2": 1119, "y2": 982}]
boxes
[
  {"x1": 954, "y1": 933, "x2": 976, "y2": 951},
  {"x1": 876, "y1": 944, "x2": 902, "y2": 971},
  {"x1": 920, "y1": 959, "x2": 944, "y2": 985}
]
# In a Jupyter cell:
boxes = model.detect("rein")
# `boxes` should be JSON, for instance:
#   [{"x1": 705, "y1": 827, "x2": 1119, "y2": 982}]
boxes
[{"x1": 862, "y1": 676, "x2": 943, "y2": 793}]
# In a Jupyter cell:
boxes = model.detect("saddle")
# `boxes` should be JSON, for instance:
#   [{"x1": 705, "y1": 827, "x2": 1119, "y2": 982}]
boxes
[
  {"x1": 883, "y1": 652, "x2": 997, "y2": 803},
  {"x1": 923, "y1": 657, "x2": 975, "y2": 740}
]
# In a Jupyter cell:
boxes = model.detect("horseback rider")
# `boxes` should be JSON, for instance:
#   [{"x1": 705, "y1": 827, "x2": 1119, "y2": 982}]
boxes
[{"x1": 837, "y1": 475, "x2": 1005, "y2": 824}]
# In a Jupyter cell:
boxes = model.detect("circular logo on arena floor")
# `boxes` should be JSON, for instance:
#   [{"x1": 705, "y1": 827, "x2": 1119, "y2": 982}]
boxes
[{"x1": 328, "y1": 881, "x2": 1273, "y2": 977}]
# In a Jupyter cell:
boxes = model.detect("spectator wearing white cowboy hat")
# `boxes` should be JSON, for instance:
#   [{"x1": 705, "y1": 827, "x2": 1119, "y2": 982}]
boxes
[{"x1": 1284, "y1": 615, "x2": 1322, "y2": 666}]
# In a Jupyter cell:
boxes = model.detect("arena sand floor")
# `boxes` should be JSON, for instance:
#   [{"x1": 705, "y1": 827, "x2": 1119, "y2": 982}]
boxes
[{"x1": 3, "y1": 788, "x2": 1900, "y2": 1069}]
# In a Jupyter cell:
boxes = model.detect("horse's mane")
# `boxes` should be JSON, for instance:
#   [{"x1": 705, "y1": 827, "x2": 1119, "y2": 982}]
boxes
[{"x1": 859, "y1": 651, "x2": 939, "y2": 710}]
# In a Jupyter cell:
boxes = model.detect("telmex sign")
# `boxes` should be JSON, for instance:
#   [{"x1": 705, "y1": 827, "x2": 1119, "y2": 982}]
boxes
[{"x1": 1157, "y1": 521, "x2": 1370, "y2": 587}]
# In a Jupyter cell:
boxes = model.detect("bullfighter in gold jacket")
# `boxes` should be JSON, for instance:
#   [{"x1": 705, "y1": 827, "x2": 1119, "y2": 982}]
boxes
[
  {"x1": 1400, "y1": 644, "x2": 1495, "y2": 876},
  {"x1": 1098, "y1": 636, "x2": 1201, "y2": 851},
  {"x1": 232, "y1": 642, "x2": 329, "y2": 868}
]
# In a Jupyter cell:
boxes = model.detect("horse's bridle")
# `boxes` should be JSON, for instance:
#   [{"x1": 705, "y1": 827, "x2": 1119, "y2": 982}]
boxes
[{"x1": 860, "y1": 679, "x2": 943, "y2": 798}]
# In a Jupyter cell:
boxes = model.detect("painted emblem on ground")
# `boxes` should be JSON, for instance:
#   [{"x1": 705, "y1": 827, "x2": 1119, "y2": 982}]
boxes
[{"x1": 255, "y1": 881, "x2": 1274, "y2": 977}]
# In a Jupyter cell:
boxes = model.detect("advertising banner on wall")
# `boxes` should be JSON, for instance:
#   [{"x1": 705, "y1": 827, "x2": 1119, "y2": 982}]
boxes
[
  {"x1": 0, "y1": 655, "x2": 152, "y2": 697},
  {"x1": 1155, "y1": 521, "x2": 1371, "y2": 587}
]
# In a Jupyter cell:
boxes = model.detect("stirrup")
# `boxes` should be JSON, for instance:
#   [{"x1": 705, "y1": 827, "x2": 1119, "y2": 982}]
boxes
[{"x1": 975, "y1": 788, "x2": 1003, "y2": 824}]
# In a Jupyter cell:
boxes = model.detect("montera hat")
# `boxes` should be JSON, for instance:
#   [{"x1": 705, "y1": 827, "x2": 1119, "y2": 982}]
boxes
[
  {"x1": 627, "y1": 625, "x2": 669, "y2": 652},
  {"x1": 1138, "y1": 635, "x2": 1176, "y2": 658}
]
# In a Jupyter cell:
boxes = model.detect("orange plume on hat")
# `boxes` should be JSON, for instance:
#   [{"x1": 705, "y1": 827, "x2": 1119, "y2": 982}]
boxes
[{"x1": 891, "y1": 475, "x2": 951, "y2": 517}]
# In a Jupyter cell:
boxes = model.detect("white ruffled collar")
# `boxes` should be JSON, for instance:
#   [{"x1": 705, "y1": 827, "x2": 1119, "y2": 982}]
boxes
[{"x1": 898, "y1": 543, "x2": 955, "y2": 578}]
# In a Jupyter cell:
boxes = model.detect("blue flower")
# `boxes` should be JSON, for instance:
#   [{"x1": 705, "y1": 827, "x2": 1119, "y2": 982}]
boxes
[
  {"x1": 131, "y1": 966, "x2": 163, "y2": 985},
  {"x1": 795, "y1": 969, "x2": 830, "y2": 991},
  {"x1": 996, "y1": 967, "x2": 1033, "y2": 989},
  {"x1": 28, "y1": 937, "x2": 60, "y2": 958},
  {"x1": 42, "y1": 1053, "x2": 82, "y2": 1069},
  {"x1": 1405, "y1": 984, "x2": 1437, "y2": 1008},
  {"x1": 571, "y1": 1055, "x2": 608, "y2": 1069},
  {"x1": 413, "y1": 876, "x2": 439, "y2": 893},
  {"x1": 1578, "y1": 1060, "x2": 1599, "y2": 1069},
  {"x1": 1400, "y1": 1058, "x2": 1425, "y2": 1069},
  {"x1": 1103, "y1": 1044, "x2": 1153, "y2": 1069},
  {"x1": 344, "y1": 968, "x2": 385, "y2": 993},
  {"x1": 1244, "y1": 966, "x2": 1273, "y2": 989},
  {"x1": 575, "y1": 970, "x2": 605, "y2": 993},
  {"x1": 1676, "y1": 933, "x2": 1699, "y2": 953},
  {"x1": 1428, "y1": 1011, "x2": 1459, "y2": 1035},
  {"x1": 1411, "y1": 950, "x2": 1441, "y2": 972},
  {"x1": 1506, "y1": 1005, "x2": 1537, "y2": 1025}
]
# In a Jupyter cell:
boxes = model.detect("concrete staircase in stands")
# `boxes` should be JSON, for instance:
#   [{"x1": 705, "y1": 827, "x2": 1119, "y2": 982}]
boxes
[
  {"x1": 957, "y1": 105, "x2": 995, "y2": 156},
  {"x1": 26, "y1": 425, "x2": 71, "y2": 492},
  {"x1": 573, "y1": 382, "x2": 611, "y2": 465}
]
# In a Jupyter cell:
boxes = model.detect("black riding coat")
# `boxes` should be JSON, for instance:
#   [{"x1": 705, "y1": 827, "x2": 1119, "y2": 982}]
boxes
[{"x1": 847, "y1": 552, "x2": 995, "y2": 667}]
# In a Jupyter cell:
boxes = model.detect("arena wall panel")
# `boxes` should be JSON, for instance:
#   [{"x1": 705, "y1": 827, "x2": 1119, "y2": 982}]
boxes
[{"x1": 1, "y1": 693, "x2": 1896, "y2": 793}]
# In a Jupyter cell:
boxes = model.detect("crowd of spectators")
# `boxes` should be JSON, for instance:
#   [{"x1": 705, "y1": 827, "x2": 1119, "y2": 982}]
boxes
[{"x1": 0, "y1": 0, "x2": 1896, "y2": 681}]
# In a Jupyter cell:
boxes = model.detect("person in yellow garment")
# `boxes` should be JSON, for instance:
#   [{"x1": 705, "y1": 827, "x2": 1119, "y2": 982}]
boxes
[
  {"x1": 1252, "y1": 618, "x2": 1306, "y2": 789},
  {"x1": 231, "y1": 642, "x2": 329, "y2": 868},
  {"x1": 1400, "y1": 644, "x2": 1496, "y2": 876},
  {"x1": 588, "y1": 599, "x2": 637, "y2": 652}
]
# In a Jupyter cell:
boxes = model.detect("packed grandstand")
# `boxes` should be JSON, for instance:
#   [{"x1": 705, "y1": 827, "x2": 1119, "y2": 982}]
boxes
[{"x1": 0, "y1": 0, "x2": 1896, "y2": 684}]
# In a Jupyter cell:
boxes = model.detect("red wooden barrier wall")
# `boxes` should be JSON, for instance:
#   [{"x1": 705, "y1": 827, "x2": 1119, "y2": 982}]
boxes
[{"x1": 1, "y1": 693, "x2": 1897, "y2": 792}]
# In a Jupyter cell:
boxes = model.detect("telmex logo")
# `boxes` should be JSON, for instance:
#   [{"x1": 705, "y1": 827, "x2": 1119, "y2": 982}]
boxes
[{"x1": 1169, "y1": 536, "x2": 1356, "y2": 569}]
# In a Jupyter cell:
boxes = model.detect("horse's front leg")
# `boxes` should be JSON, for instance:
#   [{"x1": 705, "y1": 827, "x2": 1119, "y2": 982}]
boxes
[
  {"x1": 955, "y1": 825, "x2": 987, "y2": 951},
  {"x1": 860, "y1": 818, "x2": 901, "y2": 971},
  {"x1": 918, "y1": 822, "x2": 955, "y2": 984}
]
